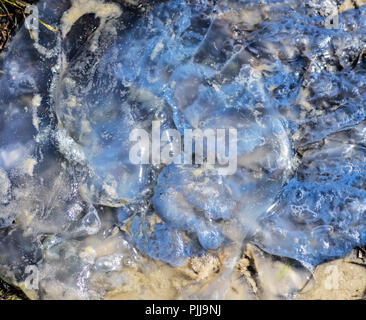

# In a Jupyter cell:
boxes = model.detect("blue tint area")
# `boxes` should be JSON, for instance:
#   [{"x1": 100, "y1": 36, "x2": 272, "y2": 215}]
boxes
[
  {"x1": 130, "y1": 215, "x2": 205, "y2": 266},
  {"x1": 1, "y1": 0, "x2": 366, "y2": 299},
  {"x1": 255, "y1": 123, "x2": 366, "y2": 265}
]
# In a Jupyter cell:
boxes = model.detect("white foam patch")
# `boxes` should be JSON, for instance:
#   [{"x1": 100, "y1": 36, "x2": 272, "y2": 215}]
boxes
[
  {"x1": 31, "y1": 94, "x2": 42, "y2": 131},
  {"x1": 60, "y1": 0, "x2": 122, "y2": 37},
  {"x1": 23, "y1": 158, "x2": 37, "y2": 177},
  {"x1": 0, "y1": 168, "x2": 10, "y2": 204}
]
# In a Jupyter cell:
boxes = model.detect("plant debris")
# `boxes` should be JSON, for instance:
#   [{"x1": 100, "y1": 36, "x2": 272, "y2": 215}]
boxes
[
  {"x1": 0, "y1": 0, "x2": 34, "y2": 50},
  {"x1": 0, "y1": 278, "x2": 28, "y2": 300}
]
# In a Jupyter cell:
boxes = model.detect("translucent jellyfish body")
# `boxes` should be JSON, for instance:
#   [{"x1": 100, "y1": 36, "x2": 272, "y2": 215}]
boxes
[{"x1": 1, "y1": 0, "x2": 366, "y2": 300}]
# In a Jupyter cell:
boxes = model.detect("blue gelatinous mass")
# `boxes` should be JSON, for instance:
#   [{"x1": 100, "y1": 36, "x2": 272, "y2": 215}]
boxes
[{"x1": 1, "y1": 0, "x2": 366, "y2": 298}]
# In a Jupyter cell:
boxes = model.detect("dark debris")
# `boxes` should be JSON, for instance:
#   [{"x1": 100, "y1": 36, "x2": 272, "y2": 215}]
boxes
[{"x1": 0, "y1": 277, "x2": 28, "y2": 300}]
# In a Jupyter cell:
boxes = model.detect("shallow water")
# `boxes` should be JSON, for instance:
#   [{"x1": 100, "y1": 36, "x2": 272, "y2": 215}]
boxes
[{"x1": 0, "y1": 0, "x2": 366, "y2": 299}]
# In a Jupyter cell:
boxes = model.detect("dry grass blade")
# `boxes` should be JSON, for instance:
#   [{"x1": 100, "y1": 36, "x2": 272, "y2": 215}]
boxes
[
  {"x1": 1, "y1": 0, "x2": 25, "y2": 11},
  {"x1": 0, "y1": 0, "x2": 57, "y2": 50}
]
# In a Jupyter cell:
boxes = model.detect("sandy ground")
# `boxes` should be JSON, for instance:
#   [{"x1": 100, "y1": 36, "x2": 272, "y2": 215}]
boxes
[
  {"x1": 102, "y1": 243, "x2": 366, "y2": 300},
  {"x1": 229, "y1": 244, "x2": 366, "y2": 300},
  {"x1": 0, "y1": 0, "x2": 366, "y2": 301},
  {"x1": 298, "y1": 249, "x2": 366, "y2": 300}
]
